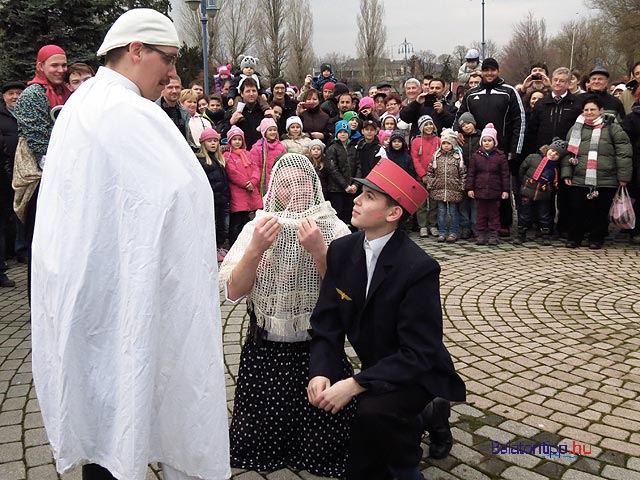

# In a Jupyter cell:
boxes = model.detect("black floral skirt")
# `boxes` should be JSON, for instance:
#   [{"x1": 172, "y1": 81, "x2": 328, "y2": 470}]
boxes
[{"x1": 230, "y1": 338, "x2": 355, "y2": 477}]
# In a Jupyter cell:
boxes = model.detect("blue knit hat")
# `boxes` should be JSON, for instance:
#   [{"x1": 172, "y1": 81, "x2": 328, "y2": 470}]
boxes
[{"x1": 335, "y1": 120, "x2": 351, "y2": 136}]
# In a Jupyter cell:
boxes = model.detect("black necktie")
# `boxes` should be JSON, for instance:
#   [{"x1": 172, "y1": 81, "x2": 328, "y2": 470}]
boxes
[{"x1": 554, "y1": 96, "x2": 561, "y2": 103}]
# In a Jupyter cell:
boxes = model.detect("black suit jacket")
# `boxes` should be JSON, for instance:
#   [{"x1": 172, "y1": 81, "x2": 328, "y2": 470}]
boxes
[{"x1": 309, "y1": 229, "x2": 466, "y2": 402}]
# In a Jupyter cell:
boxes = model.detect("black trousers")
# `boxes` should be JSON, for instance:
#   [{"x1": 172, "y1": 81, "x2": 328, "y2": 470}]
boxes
[
  {"x1": 82, "y1": 464, "x2": 116, "y2": 480},
  {"x1": 346, "y1": 386, "x2": 433, "y2": 480},
  {"x1": 327, "y1": 192, "x2": 355, "y2": 226},
  {"x1": 228, "y1": 210, "x2": 251, "y2": 247},
  {"x1": 567, "y1": 186, "x2": 616, "y2": 244}
]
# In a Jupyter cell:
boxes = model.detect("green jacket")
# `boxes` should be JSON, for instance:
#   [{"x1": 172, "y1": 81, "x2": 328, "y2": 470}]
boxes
[{"x1": 561, "y1": 116, "x2": 632, "y2": 188}]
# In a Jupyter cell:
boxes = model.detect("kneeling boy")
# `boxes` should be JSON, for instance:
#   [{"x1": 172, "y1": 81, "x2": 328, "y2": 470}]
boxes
[{"x1": 308, "y1": 159, "x2": 466, "y2": 480}]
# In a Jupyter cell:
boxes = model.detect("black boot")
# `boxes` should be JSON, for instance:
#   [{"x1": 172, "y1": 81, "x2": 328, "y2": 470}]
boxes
[
  {"x1": 512, "y1": 227, "x2": 527, "y2": 245},
  {"x1": 419, "y1": 397, "x2": 453, "y2": 459},
  {"x1": 540, "y1": 227, "x2": 551, "y2": 246}
]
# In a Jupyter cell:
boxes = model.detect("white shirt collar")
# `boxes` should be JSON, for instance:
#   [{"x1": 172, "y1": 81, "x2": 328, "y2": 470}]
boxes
[{"x1": 363, "y1": 230, "x2": 395, "y2": 296}]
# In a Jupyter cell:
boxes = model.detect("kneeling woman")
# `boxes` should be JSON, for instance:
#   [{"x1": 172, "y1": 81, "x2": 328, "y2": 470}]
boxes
[
  {"x1": 219, "y1": 153, "x2": 355, "y2": 476},
  {"x1": 562, "y1": 95, "x2": 632, "y2": 249}
]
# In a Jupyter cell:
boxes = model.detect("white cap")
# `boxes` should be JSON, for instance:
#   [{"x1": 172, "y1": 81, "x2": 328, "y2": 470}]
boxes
[
  {"x1": 465, "y1": 48, "x2": 480, "y2": 60},
  {"x1": 97, "y1": 9, "x2": 180, "y2": 56}
]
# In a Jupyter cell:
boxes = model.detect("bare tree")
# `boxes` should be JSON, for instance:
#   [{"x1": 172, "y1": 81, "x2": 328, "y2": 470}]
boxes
[
  {"x1": 548, "y1": 16, "x2": 626, "y2": 79},
  {"x1": 499, "y1": 12, "x2": 549, "y2": 84},
  {"x1": 415, "y1": 49, "x2": 437, "y2": 76},
  {"x1": 587, "y1": 0, "x2": 640, "y2": 70},
  {"x1": 470, "y1": 39, "x2": 500, "y2": 59},
  {"x1": 452, "y1": 45, "x2": 468, "y2": 67},
  {"x1": 286, "y1": 0, "x2": 315, "y2": 85},
  {"x1": 221, "y1": 0, "x2": 259, "y2": 67},
  {"x1": 357, "y1": 0, "x2": 387, "y2": 86},
  {"x1": 257, "y1": 0, "x2": 289, "y2": 81}
]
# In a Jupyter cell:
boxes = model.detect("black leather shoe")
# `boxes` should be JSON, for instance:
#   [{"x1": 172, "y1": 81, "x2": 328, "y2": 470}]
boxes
[
  {"x1": 566, "y1": 241, "x2": 579, "y2": 248},
  {"x1": 419, "y1": 397, "x2": 453, "y2": 459},
  {"x1": 0, "y1": 274, "x2": 16, "y2": 288},
  {"x1": 589, "y1": 242, "x2": 603, "y2": 250}
]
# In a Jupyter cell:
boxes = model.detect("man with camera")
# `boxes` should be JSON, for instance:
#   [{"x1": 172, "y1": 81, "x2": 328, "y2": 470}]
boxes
[{"x1": 400, "y1": 77, "x2": 456, "y2": 139}]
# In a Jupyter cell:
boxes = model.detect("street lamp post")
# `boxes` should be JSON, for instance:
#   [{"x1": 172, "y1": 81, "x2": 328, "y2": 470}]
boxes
[
  {"x1": 185, "y1": 0, "x2": 221, "y2": 95},
  {"x1": 398, "y1": 38, "x2": 414, "y2": 80},
  {"x1": 481, "y1": 0, "x2": 486, "y2": 60}
]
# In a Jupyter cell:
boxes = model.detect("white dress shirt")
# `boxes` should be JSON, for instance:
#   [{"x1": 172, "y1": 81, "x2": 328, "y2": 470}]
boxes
[{"x1": 364, "y1": 231, "x2": 395, "y2": 296}]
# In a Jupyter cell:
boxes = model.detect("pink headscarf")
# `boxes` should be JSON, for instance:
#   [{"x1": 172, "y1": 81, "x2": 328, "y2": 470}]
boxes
[{"x1": 27, "y1": 45, "x2": 70, "y2": 108}]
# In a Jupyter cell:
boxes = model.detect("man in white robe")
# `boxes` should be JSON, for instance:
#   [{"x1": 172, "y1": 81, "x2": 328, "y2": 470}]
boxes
[{"x1": 30, "y1": 9, "x2": 230, "y2": 480}]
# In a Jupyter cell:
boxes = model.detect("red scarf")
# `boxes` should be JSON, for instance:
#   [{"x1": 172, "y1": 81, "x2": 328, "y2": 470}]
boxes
[{"x1": 27, "y1": 45, "x2": 70, "y2": 108}]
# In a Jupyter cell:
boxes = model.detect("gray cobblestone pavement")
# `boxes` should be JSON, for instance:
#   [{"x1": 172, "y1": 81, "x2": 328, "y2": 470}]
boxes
[{"x1": 1, "y1": 233, "x2": 640, "y2": 479}]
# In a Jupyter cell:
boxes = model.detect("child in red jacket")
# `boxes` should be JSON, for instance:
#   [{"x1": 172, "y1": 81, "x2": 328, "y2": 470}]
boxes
[{"x1": 411, "y1": 115, "x2": 441, "y2": 237}]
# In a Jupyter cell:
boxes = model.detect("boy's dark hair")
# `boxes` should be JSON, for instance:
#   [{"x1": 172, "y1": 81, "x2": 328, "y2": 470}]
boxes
[
  {"x1": 239, "y1": 77, "x2": 258, "y2": 92},
  {"x1": 65, "y1": 62, "x2": 95, "y2": 82},
  {"x1": 531, "y1": 63, "x2": 549, "y2": 76},
  {"x1": 423, "y1": 74, "x2": 434, "y2": 81},
  {"x1": 209, "y1": 93, "x2": 223, "y2": 103}
]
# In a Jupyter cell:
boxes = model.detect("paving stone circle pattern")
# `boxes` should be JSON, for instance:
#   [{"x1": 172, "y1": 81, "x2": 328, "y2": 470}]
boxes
[{"x1": 1, "y1": 234, "x2": 640, "y2": 479}]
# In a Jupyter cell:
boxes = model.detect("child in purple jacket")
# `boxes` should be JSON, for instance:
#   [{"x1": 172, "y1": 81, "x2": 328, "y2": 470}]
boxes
[{"x1": 465, "y1": 123, "x2": 510, "y2": 245}]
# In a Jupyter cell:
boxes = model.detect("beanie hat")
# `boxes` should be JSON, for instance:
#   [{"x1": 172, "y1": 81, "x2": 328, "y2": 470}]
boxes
[
  {"x1": 226, "y1": 125, "x2": 245, "y2": 146},
  {"x1": 465, "y1": 48, "x2": 480, "y2": 61},
  {"x1": 343, "y1": 111, "x2": 359, "y2": 122},
  {"x1": 380, "y1": 112, "x2": 398, "y2": 127},
  {"x1": 390, "y1": 130, "x2": 406, "y2": 146},
  {"x1": 613, "y1": 83, "x2": 626, "y2": 94},
  {"x1": 332, "y1": 82, "x2": 349, "y2": 98},
  {"x1": 548, "y1": 137, "x2": 568, "y2": 158},
  {"x1": 482, "y1": 57, "x2": 499, "y2": 71},
  {"x1": 217, "y1": 64, "x2": 231, "y2": 76},
  {"x1": 358, "y1": 96, "x2": 375, "y2": 111},
  {"x1": 323, "y1": 81, "x2": 335, "y2": 91},
  {"x1": 377, "y1": 129, "x2": 393, "y2": 144},
  {"x1": 257, "y1": 117, "x2": 278, "y2": 137},
  {"x1": 335, "y1": 120, "x2": 351, "y2": 136},
  {"x1": 240, "y1": 55, "x2": 258, "y2": 70},
  {"x1": 458, "y1": 112, "x2": 477, "y2": 127},
  {"x1": 286, "y1": 115, "x2": 303, "y2": 131},
  {"x1": 440, "y1": 128, "x2": 459, "y2": 147},
  {"x1": 321, "y1": 63, "x2": 332, "y2": 73},
  {"x1": 199, "y1": 128, "x2": 220, "y2": 143},
  {"x1": 417, "y1": 115, "x2": 435, "y2": 133},
  {"x1": 480, "y1": 123, "x2": 498, "y2": 146},
  {"x1": 309, "y1": 138, "x2": 325, "y2": 152}
]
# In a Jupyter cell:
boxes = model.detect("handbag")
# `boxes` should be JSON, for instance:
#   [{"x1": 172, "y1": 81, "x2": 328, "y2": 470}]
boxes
[
  {"x1": 12, "y1": 137, "x2": 42, "y2": 223},
  {"x1": 608, "y1": 185, "x2": 636, "y2": 229}
]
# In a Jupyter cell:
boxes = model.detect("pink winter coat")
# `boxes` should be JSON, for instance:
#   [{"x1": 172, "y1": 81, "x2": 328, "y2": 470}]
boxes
[
  {"x1": 224, "y1": 148, "x2": 263, "y2": 212},
  {"x1": 248, "y1": 138, "x2": 287, "y2": 194},
  {"x1": 410, "y1": 135, "x2": 441, "y2": 179}
]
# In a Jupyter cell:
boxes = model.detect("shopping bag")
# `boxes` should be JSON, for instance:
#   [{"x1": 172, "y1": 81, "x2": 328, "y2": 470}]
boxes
[{"x1": 608, "y1": 185, "x2": 636, "y2": 229}]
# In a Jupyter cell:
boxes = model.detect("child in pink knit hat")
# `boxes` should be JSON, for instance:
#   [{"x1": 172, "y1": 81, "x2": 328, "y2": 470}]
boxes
[
  {"x1": 224, "y1": 126, "x2": 262, "y2": 245},
  {"x1": 249, "y1": 117, "x2": 287, "y2": 196},
  {"x1": 465, "y1": 123, "x2": 510, "y2": 245}
]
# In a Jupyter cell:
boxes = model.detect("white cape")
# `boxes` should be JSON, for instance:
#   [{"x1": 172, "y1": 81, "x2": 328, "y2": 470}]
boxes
[{"x1": 31, "y1": 67, "x2": 230, "y2": 480}]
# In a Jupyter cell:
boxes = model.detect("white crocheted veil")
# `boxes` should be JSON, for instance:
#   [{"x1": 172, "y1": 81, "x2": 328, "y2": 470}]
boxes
[{"x1": 219, "y1": 153, "x2": 350, "y2": 339}]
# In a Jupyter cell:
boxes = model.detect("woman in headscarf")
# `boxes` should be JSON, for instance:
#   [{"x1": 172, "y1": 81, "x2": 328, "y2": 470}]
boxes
[
  {"x1": 219, "y1": 153, "x2": 354, "y2": 476},
  {"x1": 561, "y1": 95, "x2": 632, "y2": 249},
  {"x1": 13, "y1": 44, "x2": 70, "y2": 299}
]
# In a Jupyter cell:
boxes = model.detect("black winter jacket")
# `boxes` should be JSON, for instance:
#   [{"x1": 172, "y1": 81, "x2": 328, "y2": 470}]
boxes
[
  {"x1": 399, "y1": 98, "x2": 455, "y2": 139},
  {"x1": 325, "y1": 140, "x2": 359, "y2": 192},
  {"x1": 199, "y1": 156, "x2": 230, "y2": 208},
  {"x1": 621, "y1": 105, "x2": 640, "y2": 185},
  {"x1": 455, "y1": 77, "x2": 526, "y2": 156},
  {"x1": 524, "y1": 92, "x2": 582, "y2": 156},
  {"x1": 354, "y1": 137, "x2": 382, "y2": 177}
]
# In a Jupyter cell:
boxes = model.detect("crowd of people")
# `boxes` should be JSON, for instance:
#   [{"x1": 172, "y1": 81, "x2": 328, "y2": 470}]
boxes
[{"x1": 0, "y1": 7, "x2": 638, "y2": 480}]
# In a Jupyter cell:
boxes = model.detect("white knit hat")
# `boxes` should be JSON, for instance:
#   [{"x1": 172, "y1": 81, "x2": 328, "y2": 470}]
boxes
[
  {"x1": 97, "y1": 9, "x2": 180, "y2": 56},
  {"x1": 286, "y1": 115, "x2": 303, "y2": 132}
]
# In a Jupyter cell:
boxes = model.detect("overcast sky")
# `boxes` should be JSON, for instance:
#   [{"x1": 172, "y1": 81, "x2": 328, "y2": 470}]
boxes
[{"x1": 310, "y1": 0, "x2": 590, "y2": 61}]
